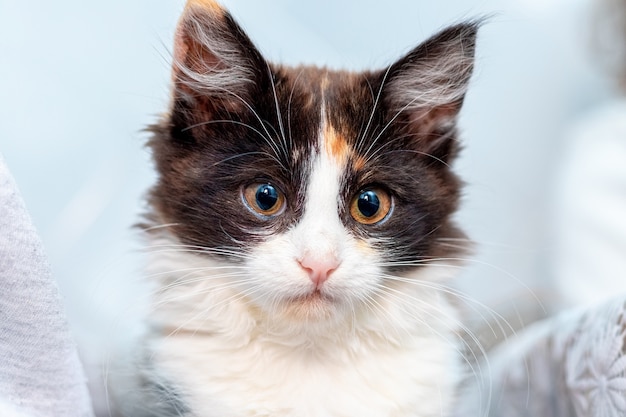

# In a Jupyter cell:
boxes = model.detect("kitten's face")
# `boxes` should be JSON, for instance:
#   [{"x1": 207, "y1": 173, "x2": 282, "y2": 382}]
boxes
[{"x1": 148, "y1": 0, "x2": 477, "y2": 323}]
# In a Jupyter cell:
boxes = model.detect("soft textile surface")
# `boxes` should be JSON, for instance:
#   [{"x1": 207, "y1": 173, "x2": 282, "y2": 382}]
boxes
[
  {"x1": 456, "y1": 297, "x2": 626, "y2": 417},
  {"x1": 0, "y1": 154, "x2": 93, "y2": 417},
  {"x1": 553, "y1": 100, "x2": 626, "y2": 306}
]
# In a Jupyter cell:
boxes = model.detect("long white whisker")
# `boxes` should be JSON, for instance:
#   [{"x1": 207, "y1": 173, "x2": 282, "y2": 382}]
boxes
[
  {"x1": 380, "y1": 257, "x2": 546, "y2": 315},
  {"x1": 373, "y1": 284, "x2": 492, "y2": 408},
  {"x1": 361, "y1": 91, "x2": 438, "y2": 162},
  {"x1": 210, "y1": 151, "x2": 285, "y2": 168},
  {"x1": 142, "y1": 246, "x2": 252, "y2": 261},
  {"x1": 266, "y1": 64, "x2": 289, "y2": 159},
  {"x1": 183, "y1": 119, "x2": 266, "y2": 141},
  {"x1": 356, "y1": 64, "x2": 393, "y2": 156},
  {"x1": 157, "y1": 271, "x2": 252, "y2": 293},
  {"x1": 156, "y1": 279, "x2": 258, "y2": 340},
  {"x1": 380, "y1": 273, "x2": 516, "y2": 341},
  {"x1": 200, "y1": 85, "x2": 284, "y2": 162},
  {"x1": 287, "y1": 69, "x2": 306, "y2": 149}
]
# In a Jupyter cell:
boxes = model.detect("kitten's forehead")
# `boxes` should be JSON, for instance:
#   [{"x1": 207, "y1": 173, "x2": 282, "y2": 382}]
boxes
[
  {"x1": 322, "y1": 104, "x2": 351, "y2": 166},
  {"x1": 278, "y1": 66, "x2": 373, "y2": 167}
]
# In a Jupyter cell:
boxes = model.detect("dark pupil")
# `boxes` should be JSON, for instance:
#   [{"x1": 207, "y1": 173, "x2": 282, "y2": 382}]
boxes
[
  {"x1": 256, "y1": 184, "x2": 278, "y2": 211},
  {"x1": 358, "y1": 190, "x2": 380, "y2": 218}
]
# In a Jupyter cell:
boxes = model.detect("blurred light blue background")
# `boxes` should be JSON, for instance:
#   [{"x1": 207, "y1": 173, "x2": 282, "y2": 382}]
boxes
[{"x1": 1, "y1": 0, "x2": 615, "y2": 411}]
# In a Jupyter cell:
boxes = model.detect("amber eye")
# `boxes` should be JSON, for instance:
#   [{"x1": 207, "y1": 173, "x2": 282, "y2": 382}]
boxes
[
  {"x1": 350, "y1": 187, "x2": 392, "y2": 225},
  {"x1": 243, "y1": 183, "x2": 286, "y2": 217}
]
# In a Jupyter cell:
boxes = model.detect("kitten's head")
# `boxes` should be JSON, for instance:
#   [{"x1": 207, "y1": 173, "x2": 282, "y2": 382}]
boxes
[{"x1": 148, "y1": 0, "x2": 477, "y2": 325}]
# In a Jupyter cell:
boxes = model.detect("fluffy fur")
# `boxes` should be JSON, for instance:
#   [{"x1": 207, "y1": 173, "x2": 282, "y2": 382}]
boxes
[{"x1": 113, "y1": 1, "x2": 480, "y2": 416}]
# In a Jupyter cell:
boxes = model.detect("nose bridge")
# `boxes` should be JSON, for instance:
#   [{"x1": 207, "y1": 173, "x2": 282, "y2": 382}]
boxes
[
  {"x1": 295, "y1": 191, "x2": 343, "y2": 288},
  {"x1": 297, "y1": 188, "x2": 342, "y2": 255},
  {"x1": 301, "y1": 220, "x2": 338, "y2": 256},
  {"x1": 293, "y1": 98, "x2": 348, "y2": 256},
  {"x1": 294, "y1": 142, "x2": 345, "y2": 256}
]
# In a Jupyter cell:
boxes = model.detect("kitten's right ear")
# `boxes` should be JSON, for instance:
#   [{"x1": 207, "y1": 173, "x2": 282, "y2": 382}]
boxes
[
  {"x1": 378, "y1": 21, "x2": 480, "y2": 161},
  {"x1": 171, "y1": 0, "x2": 266, "y2": 113}
]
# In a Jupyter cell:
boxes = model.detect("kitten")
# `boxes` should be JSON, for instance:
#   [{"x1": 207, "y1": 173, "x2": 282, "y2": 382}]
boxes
[{"x1": 116, "y1": 0, "x2": 479, "y2": 416}]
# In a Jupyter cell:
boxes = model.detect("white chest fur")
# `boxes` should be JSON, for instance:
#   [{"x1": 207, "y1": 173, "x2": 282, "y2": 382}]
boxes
[{"x1": 152, "y1": 328, "x2": 460, "y2": 417}]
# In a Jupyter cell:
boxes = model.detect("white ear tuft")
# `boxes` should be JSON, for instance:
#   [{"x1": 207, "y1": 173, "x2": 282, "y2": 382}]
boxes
[
  {"x1": 172, "y1": 2, "x2": 264, "y2": 98},
  {"x1": 384, "y1": 21, "x2": 480, "y2": 132}
]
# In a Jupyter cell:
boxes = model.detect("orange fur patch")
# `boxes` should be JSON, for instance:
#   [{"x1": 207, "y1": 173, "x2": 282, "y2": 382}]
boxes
[
  {"x1": 324, "y1": 125, "x2": 351, "y2": 164},
  {"x1": 185, "y1": 0, "x2": 224, "y2": 15},
  {"x1": 352, "y1": 155, "x2": 366, "y2": 171}
]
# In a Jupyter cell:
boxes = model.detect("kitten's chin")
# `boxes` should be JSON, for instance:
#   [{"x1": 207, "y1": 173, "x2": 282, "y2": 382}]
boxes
[{"x1": 275, "y1": 291, "x2": 343, "y2": 322}]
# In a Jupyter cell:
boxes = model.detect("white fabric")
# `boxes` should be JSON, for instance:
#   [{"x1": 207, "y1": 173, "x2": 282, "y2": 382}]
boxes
[
  {"x1": 552, "y1": 100, "x2": 626, "y2": 306},
  {"x1": 0, "y1": 154, "x2": 93, "y2": 417}
]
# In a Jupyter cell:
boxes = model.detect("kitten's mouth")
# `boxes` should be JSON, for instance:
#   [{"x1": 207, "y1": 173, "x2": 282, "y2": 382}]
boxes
[
  {"x1": 280, "y1": 290, "x2": 338, "y2": 320},
  {"x1": 290, "y1": 289, "x2": 334, "y2": 303}
]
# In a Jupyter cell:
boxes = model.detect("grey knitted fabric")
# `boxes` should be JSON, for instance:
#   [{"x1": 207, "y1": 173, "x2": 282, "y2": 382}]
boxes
[
  {"x1": 455, "y1": 298, "x2": 626, "y2": 417},
  {"x1": 0, "y1": 154, "x2": 93, "y2": 417}
]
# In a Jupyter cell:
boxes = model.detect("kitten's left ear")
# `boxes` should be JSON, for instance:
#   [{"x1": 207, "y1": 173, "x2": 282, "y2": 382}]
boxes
[{"x1": 381, "y1": 21, "x2": 480, "y2": 155}]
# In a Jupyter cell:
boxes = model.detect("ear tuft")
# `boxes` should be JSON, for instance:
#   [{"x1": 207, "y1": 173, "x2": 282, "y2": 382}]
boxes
[
  {"x1": 172, "y1": 0, "x2": 264, "y2": 99},
  {"x1": 383, "y1": 20, "x2": 481, "y2": 135}
]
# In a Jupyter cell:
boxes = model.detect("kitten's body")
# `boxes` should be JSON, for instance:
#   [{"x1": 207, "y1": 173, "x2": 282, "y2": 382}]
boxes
[{"x1": 115, "y1": 1, "x2": 479, "y2": 416}]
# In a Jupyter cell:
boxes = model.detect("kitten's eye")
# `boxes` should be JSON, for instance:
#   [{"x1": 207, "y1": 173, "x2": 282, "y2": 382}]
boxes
[
  {"x1": 243, "y1": 183, "x2": 285, "y2": 217},
  {"x1": 350, "y1": 187, "x2": 392, "y2": 225}
]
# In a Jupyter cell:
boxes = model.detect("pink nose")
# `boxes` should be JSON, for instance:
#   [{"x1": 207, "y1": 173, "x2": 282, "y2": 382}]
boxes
[{"x1": 298, "y1": 254, "x2": 340, "y2": 288}]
